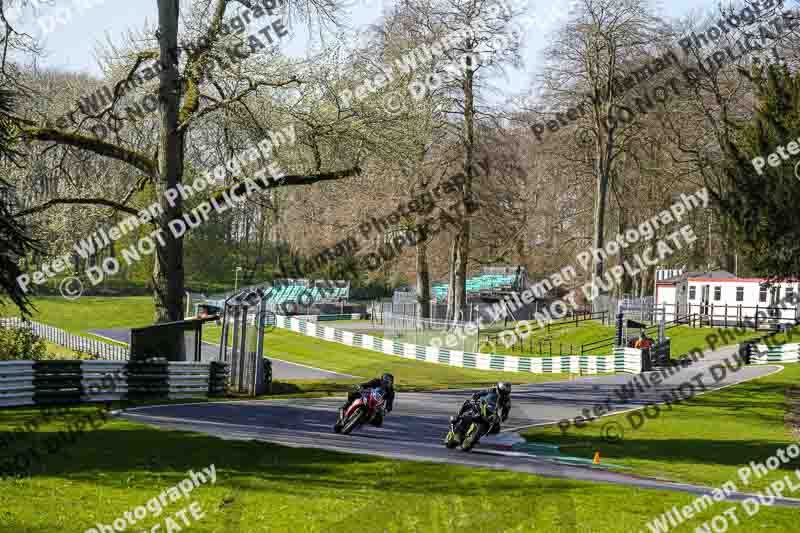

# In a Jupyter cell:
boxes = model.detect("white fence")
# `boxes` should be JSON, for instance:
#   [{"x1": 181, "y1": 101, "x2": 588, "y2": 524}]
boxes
[{"x1": 0, "y1": 317, "x2": 128, "y2": 360}]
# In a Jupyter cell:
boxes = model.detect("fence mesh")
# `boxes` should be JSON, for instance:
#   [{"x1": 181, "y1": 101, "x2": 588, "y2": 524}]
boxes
[{"x1": 381, "y1": 312, "x2": 480, "y2": 352}]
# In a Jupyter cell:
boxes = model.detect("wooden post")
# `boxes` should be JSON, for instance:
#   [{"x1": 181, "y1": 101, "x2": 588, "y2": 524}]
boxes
[{"x1": 755, "y1": 305, "x2": 759, "y2": 330}]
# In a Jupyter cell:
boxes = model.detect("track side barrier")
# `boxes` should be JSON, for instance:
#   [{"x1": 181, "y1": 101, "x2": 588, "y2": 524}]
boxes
[{"x1": 275, "y1": 316, "x2": 642, "y2": 375}]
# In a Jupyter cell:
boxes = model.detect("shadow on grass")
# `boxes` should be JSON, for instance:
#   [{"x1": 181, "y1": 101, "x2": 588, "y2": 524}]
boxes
[
  {"x1": 529, "y1": 432, "x2": 800, "y2": 473},
  {"x1": 1, "y1": 418, "x2": 576, "y2": 500},
  {"x1": 524, "y1": 375, "x2": 797, "y2": 472}
]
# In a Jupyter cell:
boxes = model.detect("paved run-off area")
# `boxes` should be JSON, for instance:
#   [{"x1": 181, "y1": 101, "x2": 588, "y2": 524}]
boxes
[{"x1": 117, "y1": 346, "x2": 800, "y2": 506}]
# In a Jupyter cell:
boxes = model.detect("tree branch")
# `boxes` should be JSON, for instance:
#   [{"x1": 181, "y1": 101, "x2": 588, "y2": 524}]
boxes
[
  {"x1": 209, "y1": 165, "x2": 362, "y2": 204},
  {"x1": 177, "y1": 77, "x2": 300, "y2": 132},
  {"x1": 20, "y1": 127, "x2": 159, "y2": 178},
  {"x1": 14, "y1": 197, "x2": 141, "y2": 218}
]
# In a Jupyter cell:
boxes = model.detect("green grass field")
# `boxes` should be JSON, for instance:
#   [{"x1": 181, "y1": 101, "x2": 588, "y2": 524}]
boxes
[
  {"x1": 1, "y1": 404, "x2": 798, "y2": 532},
  {"x1": 523, "y1": 363, "x2": 800, "y2": 491},
  {"x1": 204, "y1": 326, "x2": 575, "y2": 391},
  {"x1": 2, "y1": 296, "x2": 155, "y2": 337},
  {"x1": 477, "y1": 318, "x2": 798, "y2": 359}
]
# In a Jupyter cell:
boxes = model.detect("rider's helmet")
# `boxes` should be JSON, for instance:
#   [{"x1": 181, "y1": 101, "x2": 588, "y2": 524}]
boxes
[
  {"x1": 495, "y1": 381, "x2": 511, "y2": 401},
  {"x1": 381, "y1": 373, "x2": 394, "y2": 389}
]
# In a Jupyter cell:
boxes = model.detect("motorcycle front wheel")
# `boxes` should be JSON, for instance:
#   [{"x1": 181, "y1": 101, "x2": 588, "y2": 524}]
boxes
[
  {"x1": 460, "y1": 423, "x2": 483, "y2": 452},
  {"x1": 341, "y1": 408, "x2": 364, "y2": 435},
  {"x1": 444, "y1": 429, "x2": 461, "y2": 449}
]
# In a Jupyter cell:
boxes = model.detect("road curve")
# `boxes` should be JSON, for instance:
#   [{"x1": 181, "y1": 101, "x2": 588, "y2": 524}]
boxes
[{"x1": 116, "y1": 348, "x2": 800, "y2": 507}]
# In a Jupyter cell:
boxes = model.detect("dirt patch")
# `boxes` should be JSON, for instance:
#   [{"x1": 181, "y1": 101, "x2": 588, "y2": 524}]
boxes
[{"x1": 785, "y1": 385, "x2": 800, "y2": 439}]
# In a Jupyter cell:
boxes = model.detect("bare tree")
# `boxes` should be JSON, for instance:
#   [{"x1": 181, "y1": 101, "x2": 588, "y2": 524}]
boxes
[
  {"x1": 539, "y1": 0, "x2": 664, "y2": 303},
  {"x1": 14, "y1": 0, "x2": 360, "y2": 326}
]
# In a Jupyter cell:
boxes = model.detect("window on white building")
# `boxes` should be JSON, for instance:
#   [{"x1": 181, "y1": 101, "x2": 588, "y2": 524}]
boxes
[
  {"x1": 714, "y1": 287, "x2": 721, "y2": 301},
  {"x1": 759, "y1": 286, "x2": 767, "y2": 303},
  {"x1": 736, "y1": 287, "x2": 744, "y2": 302},
  {"x1": 786, "y1": 287, "x2": 795, "y2": 302},
  {"x1": 689, "y1": 286, "x2": 696, "y2": 300}
]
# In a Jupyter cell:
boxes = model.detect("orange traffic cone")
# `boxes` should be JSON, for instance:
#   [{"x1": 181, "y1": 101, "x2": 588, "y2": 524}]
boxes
[{"x1": 593, "y1": 452, "x2": 601, "y2": 464}]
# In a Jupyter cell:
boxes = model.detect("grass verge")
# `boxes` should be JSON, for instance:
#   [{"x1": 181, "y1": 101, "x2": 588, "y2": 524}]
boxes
[
  {"x1": 203, "y1": 327, "x2": 576, "y2": 391},
  {"x1": 0, "y1": 405, "x2": 797, "y2": 532},
  {"x1": 523, "y1": 363, "x2": 800, "y2": 492},
  {"x1": 2, "y1": 296, "x2": 154, "y2": 337}
]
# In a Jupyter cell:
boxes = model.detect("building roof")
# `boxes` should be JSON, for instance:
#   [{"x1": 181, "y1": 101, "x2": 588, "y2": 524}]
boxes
[{"x1": 657, "y1": 270, "x2": 735, "y2": 284}]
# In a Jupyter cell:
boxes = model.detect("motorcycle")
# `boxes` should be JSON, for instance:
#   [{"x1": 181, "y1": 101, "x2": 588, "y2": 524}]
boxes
[
  {"x1": 334, "y1": 387, "x2": 386, "y2": 435},
  {"x1": 444, "y1": 397, "x2": 501, "y2": 452}
]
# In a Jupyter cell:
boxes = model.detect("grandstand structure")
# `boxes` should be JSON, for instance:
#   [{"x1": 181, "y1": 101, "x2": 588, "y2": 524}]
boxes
[
  {"x1": 380, "y1": 266, "x2": 533, "y2": 322},
  {"x1": 194, "y1": 278, "x2": 351, "y2": 317},
  {"x1": 431, "y1": 266, "x2": 527, "y2": 303}
]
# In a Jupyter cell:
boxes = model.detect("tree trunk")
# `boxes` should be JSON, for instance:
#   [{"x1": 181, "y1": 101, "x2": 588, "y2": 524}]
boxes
[
  {"x1": 446, "y1": 54, "x2": 475, "y2": 323},
  {"x1": 414, "y1": 163, "x2": 431, "y2": 320},
  {"x1": 153, "y1": 0, "x2": 185, "y2": 325},
  {"x1": 719, "y1": 217, "x2": 736, "y2": 273},
  {"x1": 591, "y1": 164, "x2": 609, "y2": 306},
  {"x1": 415, "y1": 236, "x2": 430, "y2": 320},
  {"x1": 446, "y1": 230, "x2": 468, "y2": 322}
]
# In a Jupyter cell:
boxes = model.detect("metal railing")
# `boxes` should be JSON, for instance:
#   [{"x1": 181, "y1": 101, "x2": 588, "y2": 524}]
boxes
[{"x1": 0, "y1": 318, "x2": 129, "y2": 360}]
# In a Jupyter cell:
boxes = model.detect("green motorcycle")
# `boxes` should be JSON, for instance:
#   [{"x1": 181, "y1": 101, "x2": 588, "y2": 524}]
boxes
[{"x1": 444, "y1": 397, "x2": 500, "y2": 452}]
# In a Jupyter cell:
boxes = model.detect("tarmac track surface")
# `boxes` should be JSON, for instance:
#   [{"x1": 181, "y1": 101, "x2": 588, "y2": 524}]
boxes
[{"x1": 118, "y1": 347, "x2": 800, "y2": 507}]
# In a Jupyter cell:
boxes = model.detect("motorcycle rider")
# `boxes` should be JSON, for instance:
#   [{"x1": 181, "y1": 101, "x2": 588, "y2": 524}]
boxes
[
  {"x1": 455, "y1": 382, "x2": 511, "y2": 434},
  {"x1": 338, "y1": 373, "x2": 395, "y2": 427}
]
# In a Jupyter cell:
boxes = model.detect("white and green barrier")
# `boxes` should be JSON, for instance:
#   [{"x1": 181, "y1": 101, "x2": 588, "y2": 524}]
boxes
[
  {"x1": 292, "y1": 314, "x2": 362, "y2": 322},
  {"x1": 275, "y1": 316, "x2": 643, "y2": 374},
  {"x1": 752, "y1": 343, "x2": 800, "y2": 364}
]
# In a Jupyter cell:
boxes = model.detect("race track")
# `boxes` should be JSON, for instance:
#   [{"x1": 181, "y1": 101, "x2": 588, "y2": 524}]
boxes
[{"x1": 117, "y1": 346, "x2": 800, "y2": 506}]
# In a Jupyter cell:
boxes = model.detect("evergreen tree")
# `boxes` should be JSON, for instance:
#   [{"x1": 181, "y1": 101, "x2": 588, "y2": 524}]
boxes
[
  {"x1": 0, "y1": 87, "x2": 38, "y2": 315},
  {"x1": 717, "y1": 64, "x2": 800, "y2": 280}
]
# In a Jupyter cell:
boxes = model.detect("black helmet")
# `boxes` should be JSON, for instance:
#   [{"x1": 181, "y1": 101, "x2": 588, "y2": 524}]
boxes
[
  {"x1": 381, "y1": 373, "x2": 394, "y2": 388},
  {"x1": 496, "y1": 382, "x2": 511, "y2": 398}
]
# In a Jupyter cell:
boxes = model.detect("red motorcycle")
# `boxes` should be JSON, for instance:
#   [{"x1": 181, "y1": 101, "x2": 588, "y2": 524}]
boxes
[{"x1": 334, "y1": 387, "x2": 386, "y2": 435}]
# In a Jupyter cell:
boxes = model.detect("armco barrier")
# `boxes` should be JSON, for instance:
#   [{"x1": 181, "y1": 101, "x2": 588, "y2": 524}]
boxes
[
  {"x1": 0, "y1": 361, "x2": 35, "y2": 407},
  {"x1": 82, "y1": 361, "x2": 128, "y2": 402},
  {"x1": 127, "y1": 361, "x2": 211, "y2": 400},
  {"x1": 33, "y1": 360, "x2": 83, "y2": 405},
  {"x1": 275, "y1": 316, "x2": 642, "y2": 374},
  {"x1": 0, "y1": 361, "x2": 226, "y2": 406},
  {"x1": 751, "y1": 343, "x2": 800, "y2": 364}
]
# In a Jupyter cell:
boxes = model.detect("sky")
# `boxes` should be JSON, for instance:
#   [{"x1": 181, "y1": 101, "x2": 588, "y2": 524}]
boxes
[{"x1": 10, "y1": 0, "x2": 706, "y2": 99}]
